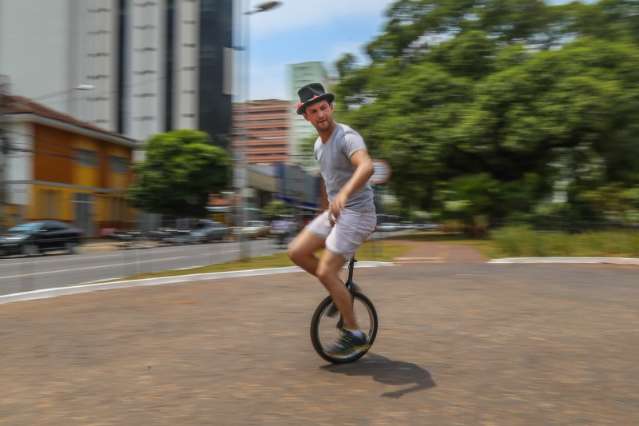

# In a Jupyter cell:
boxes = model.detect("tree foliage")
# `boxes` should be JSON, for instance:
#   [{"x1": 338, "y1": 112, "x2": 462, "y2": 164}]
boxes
[
  {"x1": 263, "y1": 200, "x2": 292, "y2": 219},
  {"x1": 335, "y1": 0, "x2": 639, "y2": 230},
  {"x1": 128, "y1": 130, "x2": 231, "y2": 218}
]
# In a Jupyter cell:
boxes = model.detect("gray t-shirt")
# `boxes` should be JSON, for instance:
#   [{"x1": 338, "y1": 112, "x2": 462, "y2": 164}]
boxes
[{"x1": 314, "y1": 123, "x2": 375, "y2": 212}]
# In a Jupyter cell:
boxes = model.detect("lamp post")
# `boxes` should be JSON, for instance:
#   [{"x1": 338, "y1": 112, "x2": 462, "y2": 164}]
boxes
[
  {"x1": 236, "y1": 0, "x2": 281, "y2": 260},
  {"x1": 0, "y1": 75, "x2": 10, "y2": 231}
]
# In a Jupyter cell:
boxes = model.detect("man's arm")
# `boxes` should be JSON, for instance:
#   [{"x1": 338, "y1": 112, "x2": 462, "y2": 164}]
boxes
[
  {"x1": 319, "y1": 177, "x2": 329, "y2": 211},
  {"x1": 330, "y1": 150, "x2": 374, "y2": 219}
]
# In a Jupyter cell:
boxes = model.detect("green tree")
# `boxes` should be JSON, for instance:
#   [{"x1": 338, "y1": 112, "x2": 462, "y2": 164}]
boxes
[
  {"x1": 263, "y1": 200, "x2": 292, "y2": 219},
  {"x1": 128, "y1": 130, "x2": 231, "y2": 218},
  {"x1": 333, "y1": 0, "x2": 639, "y2": 230}
]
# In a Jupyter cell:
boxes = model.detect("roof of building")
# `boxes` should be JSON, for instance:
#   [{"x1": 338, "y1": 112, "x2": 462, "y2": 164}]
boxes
[{"x1": 4, "y1": 95, "x2": 137, "y2": 145}]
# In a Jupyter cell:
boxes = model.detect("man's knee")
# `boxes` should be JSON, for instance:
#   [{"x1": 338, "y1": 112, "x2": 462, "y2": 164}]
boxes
[
  {"x1": 316, "y1": 264, "x2": 329, "y2": 282},
  {"x1": 316, "y1": 261, "x2": 337, "y2": 282},
  {"x1": 287, "y1": 243, "x2": 304, "y2": 264}
]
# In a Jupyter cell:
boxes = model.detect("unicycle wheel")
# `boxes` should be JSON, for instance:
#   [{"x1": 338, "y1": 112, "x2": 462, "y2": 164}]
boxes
[{"x1": 310, "y1": 291, "x2": 378, "y2": 364}]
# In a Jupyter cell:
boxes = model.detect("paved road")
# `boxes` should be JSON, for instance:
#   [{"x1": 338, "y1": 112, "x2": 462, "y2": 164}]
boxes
[
  {"x1": 0, "y1": 257, "x2": 637, "y2": 425},
  {"x1": 0, "y1": 239, "x2": 281, "y2": 296}
]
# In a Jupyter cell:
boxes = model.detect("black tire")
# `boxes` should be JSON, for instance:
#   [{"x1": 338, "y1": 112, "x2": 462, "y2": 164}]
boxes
[
  {"x1": 64, "y1": 241, "x2": 77, "y2": 255},
  {"x1": 310, "y1": 291, "x2": 378, "y2": 364},
  {"x1": 22, "y1": 243, "x2": 39, "y2": 257}
]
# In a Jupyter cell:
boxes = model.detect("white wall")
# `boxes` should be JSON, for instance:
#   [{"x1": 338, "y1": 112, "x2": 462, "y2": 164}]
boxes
[
  {"x1": 174, "y1": 0, "x2": 200, "y2": 130},
  {"x1": 5, "y1": 122, "x2": 34, "y2": 206},
  {"x1": 0, "y1": 0, "x2": 119, "y2": 131},
  {"x1": 72, "y1": 0, "x2": 119, "y2": 130},
  {"x1": 126, "y1": 0, "x2": 167, "y2": 141},
  {"x1": 0, "y1": 0, "x2": 71, "y2": 110}
]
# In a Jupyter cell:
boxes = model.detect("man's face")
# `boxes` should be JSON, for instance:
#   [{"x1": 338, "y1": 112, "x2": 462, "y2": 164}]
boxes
[{"x1": 303, "y1": 100, "x2": 334, "y2": 132}]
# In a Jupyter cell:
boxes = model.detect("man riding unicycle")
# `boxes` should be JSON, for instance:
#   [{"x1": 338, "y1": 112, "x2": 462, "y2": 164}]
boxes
[{"x1": 287, "y1": 83, "x2": 377, "y2": 357}]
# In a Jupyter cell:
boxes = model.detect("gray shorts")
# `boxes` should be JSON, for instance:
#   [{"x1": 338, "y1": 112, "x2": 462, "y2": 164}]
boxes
[{"x1": 306, "y1": 208, "x2": 377, "y2": 259}]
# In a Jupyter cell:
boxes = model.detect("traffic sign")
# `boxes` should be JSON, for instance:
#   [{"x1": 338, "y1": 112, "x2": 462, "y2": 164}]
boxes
[{"x1": 370, "y1": 159, "x2": 391, "y2": 185}]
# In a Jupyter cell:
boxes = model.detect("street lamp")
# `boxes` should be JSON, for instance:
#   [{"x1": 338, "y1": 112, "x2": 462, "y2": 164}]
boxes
[
  {"x1": 246, "y1": 1, "x2": 281, "y2": 14},
  {"x1": 236, "y1": 0, "x2": 282, "y2": 260}
]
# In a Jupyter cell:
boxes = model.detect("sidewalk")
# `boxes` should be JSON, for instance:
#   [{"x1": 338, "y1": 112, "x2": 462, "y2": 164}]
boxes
[
  {"x1": 1, "y1": 255, "x2": 638, "y2": 425},
  {"x1": 78, "y1": 239, "x2": 158, "y2": 253}
]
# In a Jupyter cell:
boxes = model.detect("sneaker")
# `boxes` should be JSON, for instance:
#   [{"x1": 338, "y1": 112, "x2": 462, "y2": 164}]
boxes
[{"x1": 326, "y1": 329, "x2": 369, "y2": 357}]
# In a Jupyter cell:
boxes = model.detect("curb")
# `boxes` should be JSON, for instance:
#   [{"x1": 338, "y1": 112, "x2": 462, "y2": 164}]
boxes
[
  {"x1": 489, "y1": 257, "x2": 639, "y2": 265},
  {"x1": 0, "y1": 261, "x2": 394, "y2": 306}
]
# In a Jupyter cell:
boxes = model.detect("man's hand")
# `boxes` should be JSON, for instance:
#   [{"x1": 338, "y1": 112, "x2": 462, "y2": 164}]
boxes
[{"x1": 329, "y1": 191, "x2": 348, "y2": 223}]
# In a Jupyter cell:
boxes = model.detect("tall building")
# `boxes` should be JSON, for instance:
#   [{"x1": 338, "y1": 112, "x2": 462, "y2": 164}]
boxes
[
  {"x1": 233, "y1": 99, "x2": 289, "y2": 164},
  {"x1": 287, "y1": 61, "x2": 329, "y2": 166},
  {"x1": 0, "y1": 0, "x2": 233, "y2": 144}
]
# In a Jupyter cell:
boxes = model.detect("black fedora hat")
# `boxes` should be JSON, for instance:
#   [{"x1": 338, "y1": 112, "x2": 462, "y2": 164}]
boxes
[{"x1": 296, "y1": 83, "x2": 334, "y2": 115}]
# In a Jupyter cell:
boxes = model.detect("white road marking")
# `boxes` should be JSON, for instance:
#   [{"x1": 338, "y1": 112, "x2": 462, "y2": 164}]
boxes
[
  {"x1": 0, "y1": 261, "x2": 394, "y2": 305},
  {"x1": 394, "y1": 256, "x2": 443, "y2": 264},
  {"x1": 0, "y1": 251, "x2": 240, "y2": 280},
  {"x1": 0, "y1": 245, "x2": 245, "y2": 268},
  {"x1": 488, "y1": 257, "x2": 639, "y2": 265}
]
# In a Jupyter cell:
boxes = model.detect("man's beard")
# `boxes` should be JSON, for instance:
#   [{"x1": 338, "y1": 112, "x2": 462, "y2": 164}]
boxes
[{"x1": 315, "y1": 119, "x2": 330, "y2": 131}]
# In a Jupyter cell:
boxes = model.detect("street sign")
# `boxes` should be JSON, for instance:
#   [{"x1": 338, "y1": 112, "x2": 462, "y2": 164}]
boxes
[{"x1": 370, "y1": 159, "x2": 391, "y2": 185}]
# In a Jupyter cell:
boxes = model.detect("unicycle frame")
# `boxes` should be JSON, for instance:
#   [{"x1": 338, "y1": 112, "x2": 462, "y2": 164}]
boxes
[
  {"x1": 345, "y1": 256, "x2": 356, "y2": 288},
  {"x1": 310, "y1": 255, "x2": 379, "y2": 364}
]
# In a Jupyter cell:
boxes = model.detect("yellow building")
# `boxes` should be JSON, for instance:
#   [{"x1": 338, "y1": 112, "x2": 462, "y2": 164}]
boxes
[{"x1": 2, "y1": 96, "x2": 138, "y2": 236}]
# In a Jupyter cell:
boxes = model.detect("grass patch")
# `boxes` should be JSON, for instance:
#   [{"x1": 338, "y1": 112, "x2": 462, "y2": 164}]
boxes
[
  {"x1": 490, "y1": 226, "x2": 639, "y2": 257},
  {"x1": 121, "y1": 239, "x2": 413, "y2": 281},
  {"x1": 383, "y1": 231, "x2": 498, "y2": 258}
]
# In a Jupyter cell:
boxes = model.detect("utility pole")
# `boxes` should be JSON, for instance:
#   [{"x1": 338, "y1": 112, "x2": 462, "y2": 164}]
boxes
[
  {"x1": 0, "y1": 75, "x2": 11, "y2": 232},
  {"x1": 235, "y1": 0, "x2": 282, "y2": 260}
]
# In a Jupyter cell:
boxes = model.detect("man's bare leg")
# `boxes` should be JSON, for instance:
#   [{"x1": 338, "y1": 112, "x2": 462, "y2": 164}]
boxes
[
  {"x1": 316, "y1": 249, "x2": 358, "y2": 330},
  {"x1": 287, "y1": 228, "x2": 325, "y2": 276}
]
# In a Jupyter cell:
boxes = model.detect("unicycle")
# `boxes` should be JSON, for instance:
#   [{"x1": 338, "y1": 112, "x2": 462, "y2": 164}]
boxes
[{"x1": 310, "y1": 256, "x2": 379, "y2": 364}]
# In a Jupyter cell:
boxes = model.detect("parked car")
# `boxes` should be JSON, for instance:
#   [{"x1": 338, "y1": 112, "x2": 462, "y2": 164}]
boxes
[
  {"x1": 414, "y1": 223, "x2": 441, "y2": 231},
  {"x1": 376, "y1": 222, "x2": 402, "y2": 232},
  {"x1": 146, "y1": 227, "x2": 177, "y2": 241},
  {"x1": 189, "y1": 220, "x2": 230, "y2": 243},
  {"x1": 0, "y1": 221, "x2": 83, "y2": 257},
  {"x1": 234, "y1": 220, "x2": 271, "y2": 239},
  {"x1": 270, "y1": 217, "x2": 296, "y2": 247}
]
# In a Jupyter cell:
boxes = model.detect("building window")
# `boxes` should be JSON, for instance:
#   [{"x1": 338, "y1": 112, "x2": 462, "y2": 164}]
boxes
[
  {"x1": 133, "y1": 69, "x2": 156, "y2": 75},
  {"x1": 134, "y1": 47, "x2": 157, "y2": 52},
  {"x1": 110, "y1": 156, "x2": 128, "y2": 173},
  {"x1": 40, "y1": 190, "x2": 60, "y2": 218},
  {"x1": 133, "y1": 92, "x2": 156, "y2": 98},
  {"x1": 86, "y1": 74, "x2": 109, "y2": 80},
  {"x1": 75, "y1": 149, "x2": 98, "y2": 167},
  {"x1": 110, "y1": 197, "x2": 127, "y2": 221}
]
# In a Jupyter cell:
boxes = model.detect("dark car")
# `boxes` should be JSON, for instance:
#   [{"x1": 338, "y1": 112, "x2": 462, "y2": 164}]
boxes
[
  {"x1": 188, "y1": 220, "x2": 230, "y2": 243},
  {"x1": 0, "y1": 221, "x2": 83, "y2": 257}
]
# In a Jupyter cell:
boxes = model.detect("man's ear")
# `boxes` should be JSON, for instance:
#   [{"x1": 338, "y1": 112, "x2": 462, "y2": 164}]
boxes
[{"x1": 303, "y1": 111, "x2": 310, "y2": 121}]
